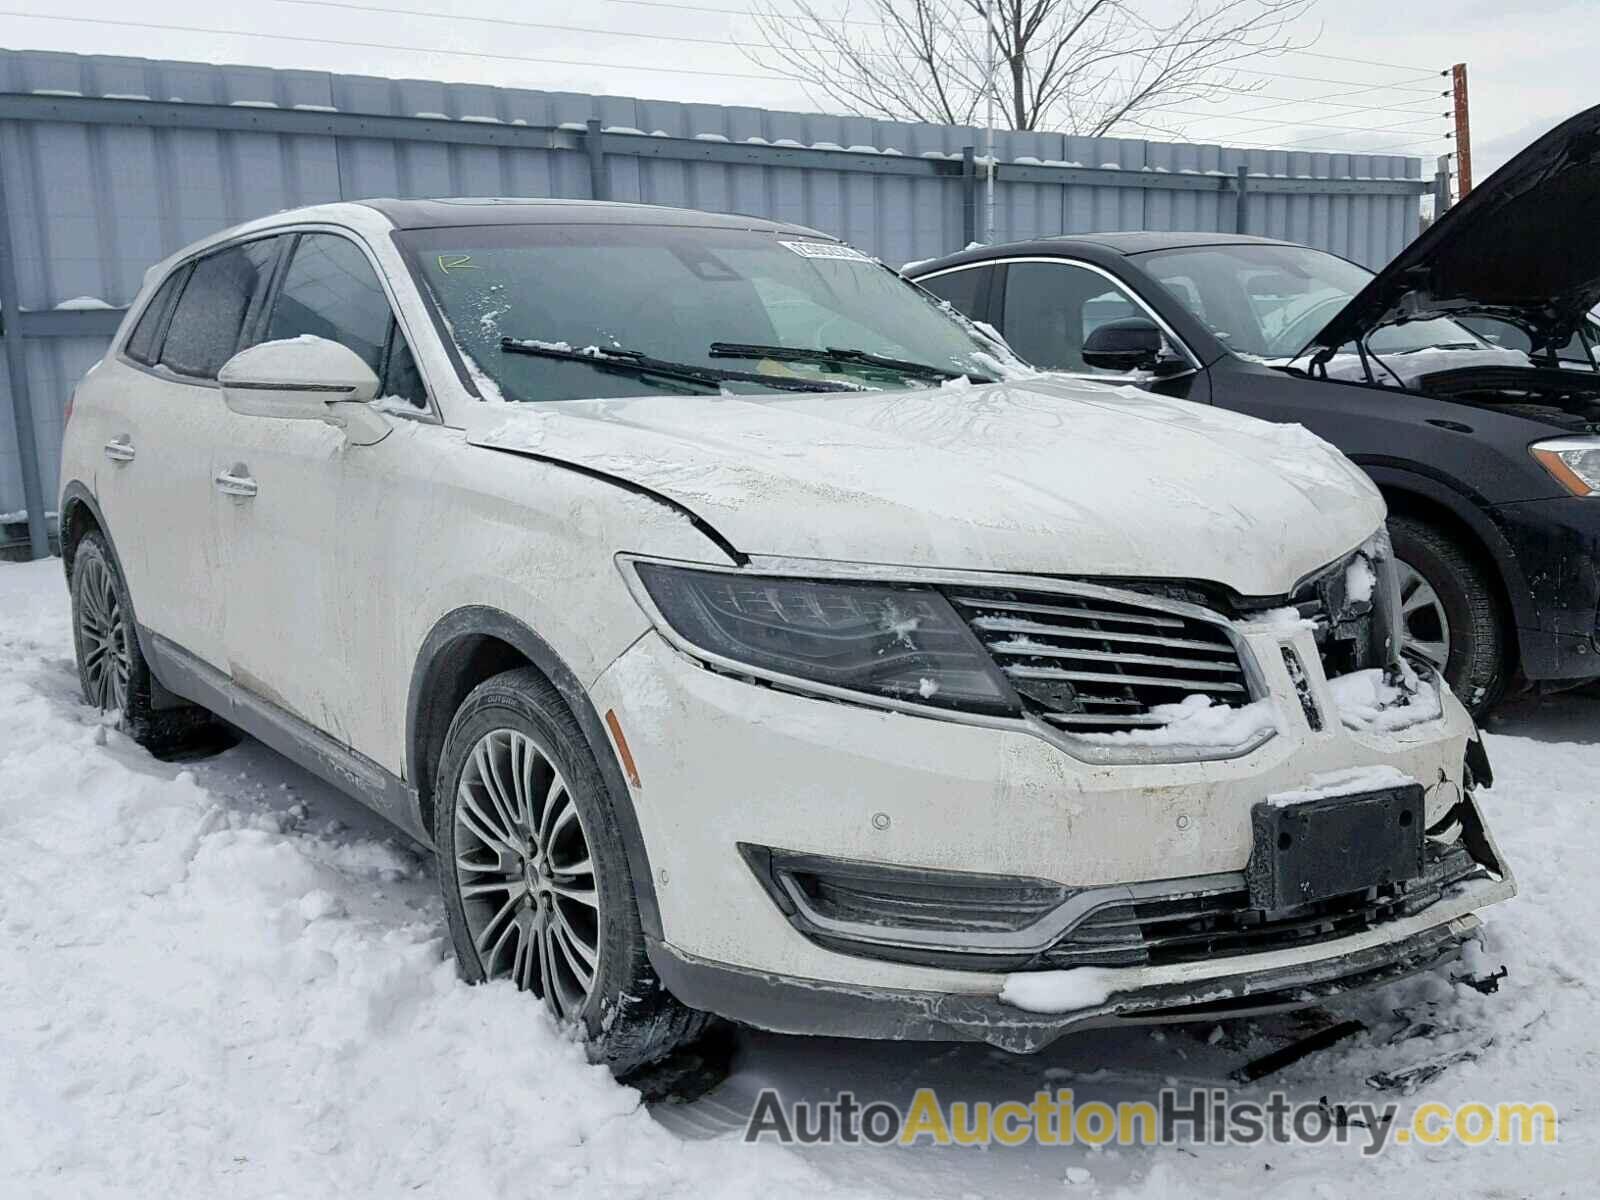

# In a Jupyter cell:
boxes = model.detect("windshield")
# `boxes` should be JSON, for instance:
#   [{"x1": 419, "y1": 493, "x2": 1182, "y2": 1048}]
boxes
[
  {"x1": 1136, "y1": 243, "x2": 1487, "y2": 361},
  {"x1": 399, "y1": 224, "x2": 1014, "y2": 401}
]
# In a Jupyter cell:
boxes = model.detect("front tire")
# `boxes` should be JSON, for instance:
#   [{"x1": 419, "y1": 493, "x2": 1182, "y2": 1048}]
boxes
[
  {"x1": 1387, "y1": 515, "x2": 1508, "y2": 716},
  {"x1": 434, "y1": 667, "x2": 710, "y2": 1075}
]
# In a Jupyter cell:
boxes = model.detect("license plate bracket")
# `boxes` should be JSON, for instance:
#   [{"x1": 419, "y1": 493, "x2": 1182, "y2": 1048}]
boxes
[{"x1": 1246, "y1": 784, "x2": 1425, "y2": 912}]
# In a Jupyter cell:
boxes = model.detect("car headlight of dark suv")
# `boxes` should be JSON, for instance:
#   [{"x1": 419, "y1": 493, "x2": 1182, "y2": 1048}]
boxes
[{"x1": 625, "y1": 560, "x2": 1020, "y2": 715}]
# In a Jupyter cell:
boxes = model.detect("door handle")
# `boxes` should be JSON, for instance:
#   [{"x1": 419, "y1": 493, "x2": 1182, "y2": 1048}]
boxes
[
  {"x1": 103, "y1": 435, "x2": 135, "y2": 463},
  {"x1": 213, "y1": 465, "x2": 258, "y2": 498}
]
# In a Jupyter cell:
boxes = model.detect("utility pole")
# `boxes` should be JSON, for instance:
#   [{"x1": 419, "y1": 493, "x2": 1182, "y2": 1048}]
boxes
[{"x1": 1450, "y1": 63, "x2": 1472, "y2": 198}]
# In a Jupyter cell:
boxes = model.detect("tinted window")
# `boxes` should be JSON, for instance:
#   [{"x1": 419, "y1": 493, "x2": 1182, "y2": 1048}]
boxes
[
  {"x1": 268, "y1": 234, "x2": 392, "y2": 373},
  {"x1": 1001, "y1": 262, "x2": 1143, "y2": 373},
  {"x1": 1457, "y1": 316, "x2": 1595, "y2": 368},
  {"x1": 124, "y1": 266, "x2": 189, "y2": 365},
  {"x1": 159, "y1": 239, "x2": 280, "y2": 379},
  {"x1": 382, "y1": 323, "x2": 428, "y2": 409},
  {"x1": 1138, "y1": 242, "x2": 1495, "y2": 361},
  {"x1": 917, "y1": 266, "x2": 991, "y2": 319}
]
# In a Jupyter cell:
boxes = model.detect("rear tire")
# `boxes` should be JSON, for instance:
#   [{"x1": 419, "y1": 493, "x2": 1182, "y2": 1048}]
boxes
[
  {"x1": 1387, "y1": 515, "x2": 1508, "y2": 716},
  {"x1": 70, "y1": 532, "x2": 217, "y2": 752},
  {"x1": 434, "y1": 666, "x2": 712, "y2": 1076}
]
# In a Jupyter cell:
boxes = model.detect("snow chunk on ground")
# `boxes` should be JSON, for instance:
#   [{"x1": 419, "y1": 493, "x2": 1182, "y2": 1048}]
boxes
[
  {"x1": 1268, "y1": 765, "x2": 1416, "y2": 807},
  {"x1": 999, "y1": 967, "x2": 1121, "y2": 1013}
]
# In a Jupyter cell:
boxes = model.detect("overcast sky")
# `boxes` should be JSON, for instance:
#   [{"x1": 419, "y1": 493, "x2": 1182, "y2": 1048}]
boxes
[{"x1": 0, "y1": 0, "x2": 1588, "y2": 180}]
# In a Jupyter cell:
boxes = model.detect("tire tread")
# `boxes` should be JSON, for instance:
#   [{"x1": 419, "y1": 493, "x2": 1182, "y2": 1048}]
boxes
[
  {"x1": 1388, "y1": 514, "x2": 1508, "y2": 715},
  {"x1": 435, "y1": 666, "x2": 713, "y2": 1075}
]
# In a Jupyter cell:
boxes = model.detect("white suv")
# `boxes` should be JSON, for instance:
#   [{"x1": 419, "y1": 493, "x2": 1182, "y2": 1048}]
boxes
[{"x1": 59, "y1": 199, "x2": 1514, "y2": 1073}]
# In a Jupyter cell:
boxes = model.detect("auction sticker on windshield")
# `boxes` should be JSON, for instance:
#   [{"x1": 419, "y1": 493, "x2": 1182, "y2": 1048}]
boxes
[{"x1": 780, "y1": 240, "x2": 873, "y2": 262}]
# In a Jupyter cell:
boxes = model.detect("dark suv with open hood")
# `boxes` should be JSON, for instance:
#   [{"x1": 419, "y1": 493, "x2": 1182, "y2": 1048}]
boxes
[{"x1": 908, "y1": 103, "x2": 1600, "y2": 715}]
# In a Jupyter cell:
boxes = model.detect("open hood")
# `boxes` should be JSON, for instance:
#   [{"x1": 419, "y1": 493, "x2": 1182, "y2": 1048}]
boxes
[
  {"x1": 1309, "y1": 102, "x2": 1600, "y2": 356},
  {"x1": 462, "y1": 377, "x2": 1384, "y2": 597}
]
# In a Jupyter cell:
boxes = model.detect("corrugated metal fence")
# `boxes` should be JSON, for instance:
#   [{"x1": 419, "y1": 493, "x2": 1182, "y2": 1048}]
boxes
[{"x1": 0, "y1": 47, "x2": 1429, "y2": 552}]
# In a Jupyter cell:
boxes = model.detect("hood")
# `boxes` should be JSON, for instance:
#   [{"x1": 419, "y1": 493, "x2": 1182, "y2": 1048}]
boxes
[
  {"x1": 1309, "y1": 102, "x2": 1600, "y2": 356},
  {"x1": 463, "y1": 377, "x2": 1383, "y2": 597}
]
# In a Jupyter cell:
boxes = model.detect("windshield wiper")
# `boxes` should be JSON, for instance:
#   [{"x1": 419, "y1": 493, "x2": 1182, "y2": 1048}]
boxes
[
  {"x1": 709, "y1": 341, "x2": 994, "y2": 384},
  {"x1": 500, "y1": 338, "x2": 859, "y2": 394}
]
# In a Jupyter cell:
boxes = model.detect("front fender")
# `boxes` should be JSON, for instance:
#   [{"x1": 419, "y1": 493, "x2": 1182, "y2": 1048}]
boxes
[
  {"x1": 1356, "y1": 459, "x2": 1535, "y2": 633},
  {"x1": 405, "y1": 604, "x2": 664, "y2": 941}
]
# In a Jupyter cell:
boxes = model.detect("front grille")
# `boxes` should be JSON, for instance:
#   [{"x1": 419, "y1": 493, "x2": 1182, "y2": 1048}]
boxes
[
  {"x1": 947, "y1": 587, "x2": 1250, "y2": 733},
  {"x1": 1039, "y1": 841, "x2": 1483, "y2": 970}
]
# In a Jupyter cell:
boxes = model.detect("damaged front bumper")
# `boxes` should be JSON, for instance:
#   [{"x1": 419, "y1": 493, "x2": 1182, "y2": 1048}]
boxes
[
  {"x1": 595, "y1": 561, "x2": 1516, "y2": 1048},
  {"x1": 649, "y1": 871, "x2": 1509, "y2": 1054}
]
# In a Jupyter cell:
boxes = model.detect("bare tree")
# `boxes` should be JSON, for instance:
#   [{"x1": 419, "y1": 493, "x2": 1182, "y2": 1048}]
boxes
[{"x1": 747, "y1": 0, "x2": 1317, "y2": 137}]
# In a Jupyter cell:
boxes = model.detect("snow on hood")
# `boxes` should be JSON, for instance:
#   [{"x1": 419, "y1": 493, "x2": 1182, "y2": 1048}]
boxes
[{"x1": 464, "y1": 376, "x2": 1383, "y2": 596}]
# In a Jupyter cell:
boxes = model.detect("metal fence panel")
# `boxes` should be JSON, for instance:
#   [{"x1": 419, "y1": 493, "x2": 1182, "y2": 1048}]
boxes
[{"x1": 0, "y1": 47, "x2": 1426, "y2": 527}]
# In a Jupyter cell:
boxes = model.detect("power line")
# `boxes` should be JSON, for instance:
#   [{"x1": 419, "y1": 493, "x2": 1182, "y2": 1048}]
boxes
[
  {"x1": 592, "y1": 0, "x2": 1437, "y2": 73},
  {"x1": 1264, "y1": 46, "x2": 1438, "y2": 73},
  {"x1": 1207, "y1": 63, "x2": 1439, "y2": 93},
  {"x1": 584, "y1": 0, "x2": 982, "y2": 31},
  {"x1": 0, "y1": 9, "x2": 804, "y2": 81},
  {"x1": 0, "y1": 4, "x2": 1450, "y2": 135},
  {"x1": 1138, "y1": 105, "x2": 1441, "y2": 137},
  {"x1": 0, "y1": 7, "x2": 1452, "y2": 149},
  {"x1": 270, "y1": 0, "x2": 1451, "y2": 124},
  {"x1": 1171, "y1": 77, "x2": 1445, "y2": 124},
  {"x1": 1271, "y1": 124, "x2": 1447, "y2": 150},
  {"x1": 269, "y1": 0, "x2": 974, "y2": 65},
  {"x1": 1212, "y1": 130, "x2": 1447, "y2": 154},
  {"x1": 269, "y1": 0, "x2": 1447, "y2": 96}
]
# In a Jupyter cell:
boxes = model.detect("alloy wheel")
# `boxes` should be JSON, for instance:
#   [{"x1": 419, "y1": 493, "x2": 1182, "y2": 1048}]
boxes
[
  {"x1": 1396, "y1": 559, "x2": 1451, "y2": 672},
  {"x1": 77, "y1": 555, "x2": 131, "y2": 713},
  {"x1": 453, "y1": 728, "x2": 602, "y2": 1019}
]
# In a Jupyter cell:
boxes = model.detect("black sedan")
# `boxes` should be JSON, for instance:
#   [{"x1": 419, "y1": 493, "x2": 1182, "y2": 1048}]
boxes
[{"x1": 907, "y1": 103, "x2": 1600, "y2": 715}]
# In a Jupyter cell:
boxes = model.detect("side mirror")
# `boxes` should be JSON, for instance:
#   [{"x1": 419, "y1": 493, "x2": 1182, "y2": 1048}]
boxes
[
  {"x1": 219, "y1": 337, "x2": 390, "y2": 446},
  {"x1": 1081, "y1": 317, "x2": 1168, "y2": 374}
]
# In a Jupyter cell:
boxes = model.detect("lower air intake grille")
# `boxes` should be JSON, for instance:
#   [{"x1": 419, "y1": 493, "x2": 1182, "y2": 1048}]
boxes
[
  {"x1": 1040, "y1": 842, "x2": 1483, "y2": 970},
  {"x1": 946, "y1": 586, "x2": 1251, "y2": 733}
]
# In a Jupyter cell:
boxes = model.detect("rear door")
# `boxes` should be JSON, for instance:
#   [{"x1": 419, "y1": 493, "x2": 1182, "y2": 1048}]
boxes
[
  {"x1": 89, "y1": 265, "x2": 187, "y2": 607},
  {"x1": 107, "y1": 236, "x2": 286, "y2": 671},
  {"x1": 215, "y1": 229, "x2": 435, "y2": 747}
]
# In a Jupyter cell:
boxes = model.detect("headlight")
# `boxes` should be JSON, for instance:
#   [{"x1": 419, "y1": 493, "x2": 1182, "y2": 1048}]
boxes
[
  {"x1": 1531, "y1": 436, "x2": 1600, "y2": 496},
  {"x1": 628, "y1": 561, "x2": 1019, "y2": 715}
]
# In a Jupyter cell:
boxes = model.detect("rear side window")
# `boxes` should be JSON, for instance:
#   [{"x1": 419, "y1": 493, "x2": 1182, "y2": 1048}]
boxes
[
  {"x1": 917, "y1": 266, "x2": 992, "y2": 320},
  {"x1": 158, "y1": 239, "x2": 280, "y2": 379},
  {"x1": 124, "y1": 267, "x2": 189, "y2": 365}
]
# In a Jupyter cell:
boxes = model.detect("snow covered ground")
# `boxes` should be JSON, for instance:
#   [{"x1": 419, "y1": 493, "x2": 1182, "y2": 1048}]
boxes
[{"x1": 1, "y1": 556, "x2": 1593, "y2": 1197}]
